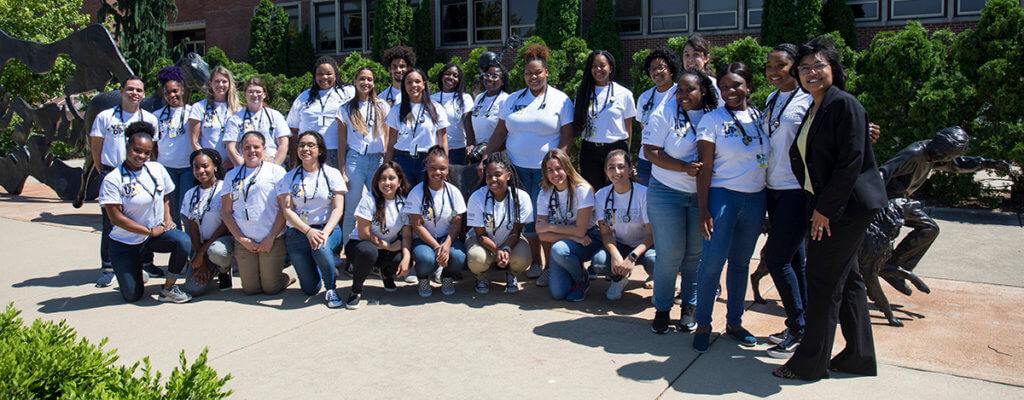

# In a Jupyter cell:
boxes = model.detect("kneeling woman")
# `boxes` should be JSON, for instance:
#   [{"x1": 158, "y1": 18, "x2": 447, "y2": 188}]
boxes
[
  {"x1": 220, "y1": 131, "x2": 292, "y2": 295},
  {"x1": 99, "y1": 122, "x2": 192, "y2": 303},
  {"x1": 344, "y1": 162, "x2": 413, "y2": 308},
  {"x1": 536, "y1": 149, "x2": 600, "y2": 301},
  {"x1": 181, "y1": 148, "x2": 235, "y2": 296},
  {"x1": 465, "y1": 152, "x2": 534, "y2": 294},
  {"x1": 592, "y1": 150, "x2": 655, "y2": 300},
  {"x1": 278, "y1": 131, "x2": 348, "y2": 307},
  {"x1": 402, "y1": 146, "x2": 467, "y2": 297}
]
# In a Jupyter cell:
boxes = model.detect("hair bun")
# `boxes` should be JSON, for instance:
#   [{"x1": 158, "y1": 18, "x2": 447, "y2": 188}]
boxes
[
  {"x1": 157, "y1": 66, "x2": 185, "y2": 85},
  {"x1": 523, "y1": 44, "x2": 550, "y2": 61}
]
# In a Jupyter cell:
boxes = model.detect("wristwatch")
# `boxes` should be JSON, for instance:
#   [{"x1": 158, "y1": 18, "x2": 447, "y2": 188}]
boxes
[{"x1": 626, "y1": 252, "x2": 639, "y2": 263}]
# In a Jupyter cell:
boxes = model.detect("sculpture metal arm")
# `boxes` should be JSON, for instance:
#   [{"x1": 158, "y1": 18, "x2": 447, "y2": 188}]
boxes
[{"x1": 935, "y1": 157, "x2": 1013, "y2": 175}]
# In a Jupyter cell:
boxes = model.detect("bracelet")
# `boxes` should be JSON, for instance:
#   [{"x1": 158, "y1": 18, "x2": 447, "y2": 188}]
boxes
[
  {"x1": 148, "y1": 227, "x2": 154, "y2": 237},
  {"x1": 304, "y1": 227, "x2": 311, "y2": 235}
]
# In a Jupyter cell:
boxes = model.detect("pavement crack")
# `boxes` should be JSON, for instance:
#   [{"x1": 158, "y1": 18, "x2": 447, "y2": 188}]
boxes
[
  {"x1": 988, "y1": 345, "x2": 1012, "y2": 357},
  {"x1": 209, "y1": 313, "x2": 339, "y2": 362}
]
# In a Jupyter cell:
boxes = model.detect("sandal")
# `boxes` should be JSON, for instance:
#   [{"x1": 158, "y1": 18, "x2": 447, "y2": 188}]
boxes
[{"x1": 772, "y1": 366, "x2": 801, "y2": 380}]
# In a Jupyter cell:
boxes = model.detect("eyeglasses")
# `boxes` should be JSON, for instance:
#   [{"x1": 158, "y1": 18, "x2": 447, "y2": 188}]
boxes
[
  {"x1": 797, "y1": 62, "x2": 830, "y2": 74},
  {"x1": 481, "y1": 73, "x2": 501, "y2": 80},
  {"x1": 649, "y1": 64, "x2": 669, "y2": 73},
  {"x1": 297, "y1": 142, "x2": 318, "y2": 149}
]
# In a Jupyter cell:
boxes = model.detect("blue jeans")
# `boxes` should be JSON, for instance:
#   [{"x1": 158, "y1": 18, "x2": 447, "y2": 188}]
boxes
[
  {"x1": 548, "y1": 228, "x2": 603, "y2": 299},
  {"x1": 165, "y1": 166, "x2": 195, "y2": 231},
  {"x1": 342, "y1": 150, "x2": 384, "y2": 246},
  {"x1": 765, "y1": 189, "x2": 809, "y2": 336},
  {"x1": 695, "y1": 187, "x2": 767, "y2": 327},
  {"x1": 394, "y1": 150, "x2": 426, "y2": 186},
  {"x1": 647, "y1": 177, "x2": 702, "y2": 311},
  {"x1": 285, "y1": 225, "x2": 342, "y2": 295},
  {"x1": 635, "y1": 158, "x2": 652, "y2": 186},
  {"x1": 109, "y1": 229, "x2": 191, "y2": 302},
  {"x1": 512, "y1": 164, "x2": 543, "y2": 237},
  {"x1": 590, "y1": 243, "x2": 656, "y2": 279},
  {"x1": 448, "y1": 147, "x2": 467, "y2": 165},
  {"x1": 412, "y1": 237, "x2": 467, "y2": 279}
]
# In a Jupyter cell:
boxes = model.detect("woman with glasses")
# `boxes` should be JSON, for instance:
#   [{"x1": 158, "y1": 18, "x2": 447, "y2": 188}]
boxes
[
  {"x1": 224, "y1": 78, "x2": 291, "y2": 166},
  {"x1": 635, "y1": 47, "x2": 682, "y2": 187},
  {"x1": 465, "y1": 62, "x2": 510, "y2": 155}
]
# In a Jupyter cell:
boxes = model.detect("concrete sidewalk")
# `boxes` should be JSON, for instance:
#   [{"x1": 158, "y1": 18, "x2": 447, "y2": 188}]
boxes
[{"x1": 1, "y1": 180, "x2": 1022, "y2": 398}]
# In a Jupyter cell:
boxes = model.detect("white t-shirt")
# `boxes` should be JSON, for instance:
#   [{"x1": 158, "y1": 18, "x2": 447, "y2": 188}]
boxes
[
  {"x1": 710, "y1": 76, "x2": 725, "y2": 107},
  {"x1": 402, "y1": 181, "x2": 467, "y2": 238},
  {"x1": 286, "y1": 86, "x2": 356, "y2": 150},
  {"x1": 641, "y1": 97, "x2": 704, "y2": 193},
  {"x1": 180, "y1": 181, "x2": 225, "y2": 241},
  {"x1": 469, "y1": 91, "x2": 509, "y2": 145},
  {"x1": 696, "y1": 107, "x2": 769, "y2": 193},
  {"x1": 499, "y1": 86, "x2": 575, "y2": 169},
  {"x1": 536, "y1": 184, "x2": 595, "y2": 228},
  {"x1": 276, "y1": 165, "x2": 347, "y2": 227},
  {"x1": 635, "y1": 86, "x2": 677, "y2": 161},
  {"x1": 579, "y1": 82, "x2": 636, "y2": 143},
  {"x1": 188, "y1": 99, "x2": 233, "y2": 161},
  {"x1": 348, "y1": 192, "x2": 409, "y2": 243},
  {"x1": 98, "y1": 162, "x2": 175, "y2": 245},
  {"x1": 223, "y1": 107, "x2": 292, "y2": 161},
  {"x1": 430, "y1": 91, "x2": 475, "y2": 149},
  {"x1": 764, "y1": 89, "x2": 812, "y2": 190},
  {"x1": 380, "y1": 85, "x2": 402, "y2": 107},
  {"x1": 385, "y1": 101, "x2": 451, "y2": 153},
  {"x1": 220, "y1": 162, "x2": 287, "y2": 239},
  {"x1": 153, "y1": 104, "x2": 194, "y2": 169},
  {"x1": 336, "y1": 99, "x2": 388, "y2": 155},
  {"x1": 594, "y1": 183, "x2": 650, "y2": 247},
  {"x1": 89, "y1": 106, "x2": 160, "y2": 168},
  {"x1": 466, "y1": 186, "x2": 534, "y2": 246}
]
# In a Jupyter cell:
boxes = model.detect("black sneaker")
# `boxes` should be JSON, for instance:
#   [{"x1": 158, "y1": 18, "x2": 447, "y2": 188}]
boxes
[
  {"x1": 769, "y1": 329, "x2": 789, "y2": 345},
  {"x1": 651, "y1": 310, "x2": 670, "y2": 334},
  {"x1": 676, "y1": 305, "x2": 697, "y2": 332},
  {"x1": 143, "y1": 263, "x2": 164, "y2": 278},
  {"x1": 218, "y1": 273, "x2": 233, "y2": 291},
  {"x1": 382, "y1": 277, "x2": 397, "y2": 292},
  {"x1": 345, "y1": 291, "x2": 361, "y2": 309},
  {"x1": 766, "y1": 335, "x2": 801, "y2": 359}
]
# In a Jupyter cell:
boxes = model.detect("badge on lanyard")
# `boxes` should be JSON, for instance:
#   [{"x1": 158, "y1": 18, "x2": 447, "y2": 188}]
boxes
[
  {"x1": 243, "y1": 120, "x2": 256, "y2": 132},
  {"x1": 319, "y1": 116, "x2": 331, "y2": 127},
  {"x1": 203, "y1": 112, "x2": 216, "y2": 128},
  {"x1": 757, "y1": 153, "x2": 769, "y2": 168},
  {"x1": 300, "y1": 210, "x2": 311, "y2": 223}
]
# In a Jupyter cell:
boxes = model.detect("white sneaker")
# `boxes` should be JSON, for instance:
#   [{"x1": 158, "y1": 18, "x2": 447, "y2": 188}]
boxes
[
  {"x1": 525, "y1": 263, "x2": 543, "y2": 279},
  {"x1": 606, "y1": 277, "x2": 627, "y2": 300},
  {"x1": 345, "y1": 291, "x2": 361, "y2": 309},
  {"x1": 95, "y1": 271, "x2": 115, "y2": 288},
  {"x1": 441, "y1": 277, "x2": 455, "y2": 295},
  {"x1": 505, "y1": 272, "x2": 520, "y2": 294},
  {"x1": 536, "y1": 268, "x2": 550, "y2": 287},
  {"x1": 325, "y1": 289, "x2": 343, "y2": 308},
  {"x1": 418, "y1": 278, "x2": 432, "y2": 297},
  {"x1": 643, "y1": 277, "x2": 654, "y2": 289},
  {"x1": 405, "y1": 274, "x2": 420, "y2": 285},
  {"x1": 475, "y1": 278, "x2": 490, "y2": 294},
  {"x1": 158, "y1": 285, "x2": 192, "y2": 303}
]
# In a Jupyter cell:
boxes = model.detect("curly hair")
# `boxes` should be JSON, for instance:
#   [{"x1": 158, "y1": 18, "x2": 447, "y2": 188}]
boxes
[
  {"x1": 644, "y1": 46, "x2": 682, "y2": 81},
  {"x1": 157, "y1": 66, "x2": 184, "y2": 85},
  {"x1": 523, "y1": 44, "x2": 550, "y2": 68},
  {"x1": 382, "y1": 46, "x2": 416, "y2": 69}
]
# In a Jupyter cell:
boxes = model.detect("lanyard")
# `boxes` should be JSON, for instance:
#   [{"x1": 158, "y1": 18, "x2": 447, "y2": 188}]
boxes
[
  {"x1": 603, "y1": 183, "x2": 634, "y2": 225},
  {"x1": 233, "y1": 162, "x2": 264, "y2": 203},
  {"x1": 588, "y1": 84, "x2": 615, "y2": 119},
  {"x1": 441, "y1": 91, "x2": 464, "y2": 115},
  {"x1": 243, "y1": 107, "x2": 274, "y2": 137},
  {"x1": 205, "y1": 101, "x2": 228, "y2": 134},
  {"x1": 421, "y1": 183, "x2": 453, "y2": 222},
  {"x1": 293, "y1": 166, "x2": 331, "y2": 204},
  {"x1": 640, "y1": 91, "x2": 658, "y2": 125},
  {"x1": 314, "y1": 88, "x2": 339, "y2": 114},
  {"x1": 190, "y1": 181, "x2": 221, "y2": 226},
  {"x1": 384, "y1": 86, "x2": 398, "y2": 106},
  {"x1": 403, "y1": 103, "x2": 428, "y2": 137},
  {"x1": 512, "y1": 86, "x2": 548, "y2": 113},
  {"x1": 474, "y1": 93, "x2": 499, "y2": 118},
  {"x1": 485, "y1": 188, "x2": 515, "y2": 235},
  {"x1": 765, "y1": 90, "x2": 795, "y2": 137},
  {"x1": 376, "y1": 196, "x2": 405, "y2": 235},
  {"x1": 112, "y1": 106, "x2": 142, "y2": 136},
  {"x1": 547, "y1": 189, "x2": 574, "y2": 224},
  {"x1": 157, "y1": 106, "x2": 187, "y2": 140},
  {"x1": 725, "y1": 107, "x2": 764, "y2": 146},
  {"x1": 120, "y1": 164, "x2": 162, "y2": 198},
  {"x1": 674, "y1": 103, "x2": 698, "y2": 137}
]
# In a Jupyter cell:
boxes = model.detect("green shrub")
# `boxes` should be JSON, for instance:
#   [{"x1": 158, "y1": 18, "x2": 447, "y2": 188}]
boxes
[
  {"x1": 247, "y1": 0, "x2": 274, "y2": 73},
  {"x1": 143, "y1": 57, "x2": 175, "y2": 90},
  {"x1": 371, "y1": 0, "x2": 413, "y2": 62},
  {"x1": 287, "y1": 24, "x2": 316, "y2": 78},
  {"x1": 410, "y1": 1, "x2": 436, "y2": 68},
  {"x1": 584, "y1": 0, "x2": 622, "y2": 80},
  {"x1": 914, "y1": 172, "x2": 983, "y2": 207},
  {"x1": 666, "y1": 36, "x2": 688, "y2": 59},
  {"x1": 710, "y1": 37, "x2": 772, "y2": 107},
  {"x1": 822, "y1": 0, "x2": 857, "y2": 48},
  {"x1": 535, "y1": 0, "x2": 579, "y2": 50},
  {"x1": 338, "y1": 52, "x2": 391, "y2": 94},
  {"x1": 629, "y1": 49, "x2": 654, "y2": 99}
]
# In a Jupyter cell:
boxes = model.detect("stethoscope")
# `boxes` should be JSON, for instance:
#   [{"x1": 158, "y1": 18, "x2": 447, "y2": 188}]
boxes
[
  {"x1": 189, "y1": 180, "x2": 222, "y2": 226},
  {"x1": 291, "y1": 166, "x2": 336, "y2": 204},
  {"x1": 484, "y1": 187, "x2": 515, "y2": 234},
  {"x1": 375, "y1": 196, "x2": 405, "y2": 235},
  {"x1": 242, "y1": 107, "x2": 275, "y2": 138},
  {"x1": 584, "y1": 84, "x2": 616, "y2": 139},
  {"x1": 203, "y1": 101, "x2": 228, "y2": 134},
  {"x1": 384, "y1": 86, "x2": 399, "y2": 106},
  {"x1": 420, "y1": 183, "x2": 454, "y2": 222},
  {"x1": 440, "y1": 91, "x2": 466, "y2": 115},
  {"x1": 603, "y1": 183, "x2": 634, "y2": 225},
  {"x1": 547, "y1": 189, "x2": 575, "y2": 224},
  {"x1": 111, "y1": 105, "x2": 142, "y2": 137},
  {"x1": 510, "y1": 85, "x2": 549, "y2": 113},
  {"x1": 157, "y1": 105, "x2": 187, "y2": 140},
  {"x1": 120, "y1": 163, "x2": 163, "y2": 199},
  {"x1": 401, "y1": 102, "x2": 428, "y2": 137},
  {"x1": 307, "y1": 87, "x2": 340, "y2": 112},
  {"x1": 231, "y1": 161, "x2": 264, "y2": 220},
  {"x1": 764, "y1": 90, "x2": 795, "y2": 137},
  {"x1": 473, "y1": 92, "x2": 500, "y2": 118},
  {"x1": 725, "y1": 106, "x2": 765, "y2": 146},
  {"x1": 674, "y1": 103, "x2": 699, "y2": 137}
]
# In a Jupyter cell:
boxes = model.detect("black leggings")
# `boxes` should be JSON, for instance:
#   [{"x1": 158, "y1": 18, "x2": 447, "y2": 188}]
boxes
[
  {"x1": 580, "y1": 139, "x2": 629, "y2": 189},
  {"x1": 344, "y1": 239, "x2": 403, "y2": 294}
]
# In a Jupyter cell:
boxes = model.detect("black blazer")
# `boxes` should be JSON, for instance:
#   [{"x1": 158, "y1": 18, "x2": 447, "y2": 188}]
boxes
[{"x1": 789, "y1": 86, "x2": 886, "y2": 221}]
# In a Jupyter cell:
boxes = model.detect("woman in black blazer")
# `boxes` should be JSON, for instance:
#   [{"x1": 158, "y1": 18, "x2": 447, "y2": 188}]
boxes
[{"x1": 773, "y1": 37, "x2": 887, "y2": 381}]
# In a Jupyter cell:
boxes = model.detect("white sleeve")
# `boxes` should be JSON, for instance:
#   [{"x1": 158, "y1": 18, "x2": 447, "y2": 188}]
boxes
[
  {"x1": 641, "y1": 108, "x2": 669, "y2": 147},
  {"x1": 696, "y1": 112, "x2": 717, "y2": 143},
  {"x1": 143, "y1": 111, "x2": 160, "y2": 132},
  {"x1": 466, "y1": 190, "x2": 484, "y2": 227},
  {"x1": 275, "y1": 170, "x2": 295, "y2": 196},
  {"x1": 188, "y1": 101, "x2": 205, "y2": 121},
  {"x1": 434, "y1": 101, "x2": 451, "y2": 130},
  {"x1": 620, "y1": 87, "x2": 637, "y2": 119},
  {"x1": 354, "y1": 193, "x2": 374, "y2": 221},
  {"x1": 639, "y1": 188, "x2": 650, "y2": 225},
  {"x1": 155, "y1": 163, "x2": 176, "y2": 195},
  {"x1": 89, "y1": 111, "x2": 106, "y2": 138},
  {"x1": 98, "y1": 173, "x2": 121, "y2": 206},
  {"x1": 536, "y1": 189, "x2": 550, "y2": 217},
  {"x1": 286, "y1": 96, "x2": 303, "y2": 129},
  {"x1": 385, "y1": 105, "x2": 401, "y2": 131},
  {"x1": 451, "y1": 185, "x2": 467, "y2": 214},
  {"x1": 327, "y1": 167, "x2": 347, "y2": 193},
  {"x1": 557, "y1": 95, "x2": 575, "y2": 127},
  {"x1": 594, "y1": 187, "x2": 608, "y2": 221},
  {"x1": 518, "y1": 189, "x2": 535, "y2": 224},
  {"x1": 180, "y1": 187, "x2": 196, "y2": 219},
  {"x1": 222, "y1": 115, "x2": 241, "y2": 143},
  {"x1": 576, "y1": 185, "x2": 595, "y2": 211},
  {"x1": 273, "y1": 110, "x2": 291, "y2": 137},
  {"x1": 462, "y1": 93, "x2": 475, "y2": 114},
  {"x1": 403, "y1": 186, "x2": 422, "y2": 216}
]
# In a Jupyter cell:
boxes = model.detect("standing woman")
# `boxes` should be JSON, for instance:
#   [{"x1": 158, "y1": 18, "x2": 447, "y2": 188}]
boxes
[
  {"x1": 189, "y1": 66, "x2": 242, "y2": 169},
  {"x1": 380, "y1": 46, "x2": 416, "y2": 107},
  {"x1": 574, "y1": 50, "x2": 636, "y2": 189},
  {"x1": 465, "y1": 152, "x2": 533, "y2": 294},
  {"x1": 681, "y1": 34, "x2": 724, "y2": 106},
  {"x1": 336, "y1": 67, "x2": 389, "y2": 247},
  {"x1": 98, "y1": 122, "x2": 192, "y2": 303},
  {"x1": 224, "y1": 78, "x2": 291, "y2": 166},
  {"x1": 402, "y1": 146, "x2": 467, "y2": 296},
  {"x1": 641, "y1": 68, "x2": 717, "y2": 333},
  {"x1": 464, "y1": 62, "x2": 510, "y2": 153},
  {"x1": 635, "y1": 47, "x2": 682, "y2": 186},
  {"x1": 484, "y1": 44, "x2": 575, "y2": 284},
  {"x1": 286, "y1": 56, "x2": 356, "y2": 169},
  {"x1": 536, "y1": 149, "x2": 599, "y2": 302},
  {"x1": 384, "y1": 68, "x2": 449, "y2": 185},
  {"x1": 692, "y1": 62, "x2": 768, "y2": 352},
  {"x1": 220, "y1": 131, "x2": 292, "y2": 295},
  {"x1": 774, "y1": 38, "x2": 886, "y2": 381},
  {"x1": 591, "y1": 150, "x2": 655, "y2": 300},
  {"x1": 278, "y1": 131, "x2": 348, "y2": 307},
  {"x1": 180, "y1": 148, "x2": 235, "y2": 296},
  {"x1": 343, "y1": 162, "x2": 413, "y2": 309},
  {"x1": 431, "y1": 63, "x2": 474, "y2": 165},
  {"x1": 153, "y1": 67, "x2": 196, "y2": 230}
]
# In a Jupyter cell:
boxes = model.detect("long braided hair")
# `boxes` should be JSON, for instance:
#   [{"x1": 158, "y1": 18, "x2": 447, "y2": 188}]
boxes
[
  {"x1": 186, "y1": 148, "x2": 223, "y2": 222},
  {"x1": 479, "y1": 151, "x2": 524, "y2": 226}
]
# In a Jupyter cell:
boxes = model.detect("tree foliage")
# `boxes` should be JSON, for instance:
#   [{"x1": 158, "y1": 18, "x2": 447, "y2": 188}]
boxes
[
  {"x1": 247, "y1": 0, "x2": 292, "y2": 75},
  {"x1": 535, "y1": 0, "x2": 580, "y2": 50},
  {"x1": 269, "y1": 7, "x2": 290, "y2": 75},
  {"x1": 795, "y1": 0, "x2": 825, "y2": 44},
  {"x1": 338, "y1": 52, "x2": 391, "y2": 94},
  {"x1": 584, "y1": 0, "x2": 623, "y2": 80},
  {"x1": 710, "y1": 37, "x2": 773, "y2": 107},
  {"x1": 98, "y1": 0, "x2": 177, "y2": 76},
  {"x1": 410, "y1": 1, "x2": 437, "y2": 68},
  {"x1": 371, "y1": 0, "x2": 413, "y2": 62},
  {"x1": 248, "y1": 0, "x2": 274, "y2": 72},
  {"x1": 822, "y1": 0, "x2": 858, "y2": 48},
  {"x1": 287, "y1": 24, "x2": 317, "y2": 78},
  {"x1": 760, "y1": 0, "x2": 799, "y2": 47}
]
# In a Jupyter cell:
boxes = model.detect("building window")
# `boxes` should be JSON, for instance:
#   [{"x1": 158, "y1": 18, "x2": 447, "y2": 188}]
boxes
[
  {"x1": 475, "y1": 0, "x2": 502, "y2": 42},
  {"x1": 957, "y1": 0, "x2": 988, "y2": 15},
  {"x1": 697, "y1": 0, "x2": 738, "y2": 30},
  {"x1": 616, "y1": 0, "x2": 642, "y2": 34},
  {"x1": 848, "y1": 0, "x2": 881, "y2": 21},
  {"x1": 509, "y1": 0, "x2": 538, "y2": 38},
  {"x1": 367, "y1": 0, "x2": 377, "y2": 49},
  {"x1": 277, "y1": 3, "x2": 301, "y2": 36},
  {"x1": 891, "y1": 0, "x2": 945, "y2": 19},
  {"x1": 747, "y1": 0, "x2": 763, "y2": 27},
  {"x1": 649, "y1": 0, "x2": 688, "y2": 32},
  {"x1": 315, "y1": 2, "x2": 337, "y2": 53},
  {"x1": 339, "y1": 0, "x2": 363, "y2": 50},
  {"x1": 440, "y1": 0, "x2": 469, "y2": 45}
]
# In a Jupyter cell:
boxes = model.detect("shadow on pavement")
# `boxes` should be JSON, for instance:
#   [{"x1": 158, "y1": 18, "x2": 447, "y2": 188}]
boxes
[
  {"x1": 13, "y1": 268, "x2": 102, "y2": 288},
  {"x1": 32, "y1": 212, "x2": 102, "y2": 231}
]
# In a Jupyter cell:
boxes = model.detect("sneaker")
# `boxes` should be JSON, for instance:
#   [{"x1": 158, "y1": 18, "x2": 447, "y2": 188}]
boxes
[
  {"x1": 586, "y1": 265, "x2": 598, "y2": 280},
  {"x1": 525, "y1": 263, "x2": 543, "y2": 279},
  {"x1": 651, "y1": 310, "x2": 670, "y2": 334},
  {"x1": 141, "y1": 270, "x2": 149, "y2": 284},
  {"x1": 716, "y1": 284, "x2": 722, "y2": 299},
  {"x1": 673, "y1": 291, "x2": 683, "y2": 305},
  {"x1": 566, "y1": 278, "x2": 589, "y2": 302},
  {"x1": 677, "y1": 305, "x2": 697, "y2": 332},
  {"x1": 405, "y1": 274, "x2": 420, "y2": 285},
  {"x1": 475, "y1": 278, "x2": 490, "y2": 294},
  {"x1": 218, "y1": 273, "x2": 232, "y2": 291},
  {"x1": 95, "y1": 271, "x2": 116, "y2": 288},
  {"x1": 693, "y1": 330, "x2": 711, "y2": 353},
  {"x1": 441, "y1": 277, "x2": 455, "y2": 295},
  {"x1": 766, "y1": 335, "x2": 801, "y2": 359},
  {"x1": 383, "y1": 277, "x2": 397, "y2": 292},
  {"x1": 143, "y1": 263, "x2": 164, "y2": 278},
  {"x1": 536, "y1": 268, "x2": 550, "y2": 287},
  {"x1": 432, "y1": 267, "x2": 443, "y2": 284},
  {"x1": 158, "y1": 285, "x2": 192, "y2": 303},
  {"x1": 345, "y1": 292, "x2": 361, "y2": 309},
  {"x1": 325, "y1": 289, "x2": 343, "y2": 308},
  {"x1": 769, "y1": 329, "x2": 789, "y2": 345},
  {"x1": 418, "y1": 278, "x2": 432, "y2": 297},
  {"x1": 606, "y1": 276, "x2": 627, "y2": 300},
  {"x1": 643, "y1": 277, "x2": 654, "y2": 289},
  {"x1": 726, "y1": 326, "x2": 757, "y2": 347},
  {"x1": 505, "y1": 272, "x2": 520, "y2": 294}
]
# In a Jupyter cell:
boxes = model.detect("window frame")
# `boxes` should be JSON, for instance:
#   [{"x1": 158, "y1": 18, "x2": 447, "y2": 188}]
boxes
[
  {"x1": 275, "y1": 2, "x2": 303, "y2": 36},
  {"x1": 746, "y1": 0, "x2": 763, "y2": 28},
  {"x1": 696, "y1": 0, "x2": 739, "y2": 31},
  {"x1": 889, "y1": 0, "x2": 946, "y2": 20},
  {"x1": 615, "y1": 0, "x2": 644, "y2": 35},
  {"x1": 847, "y1": 0, "x2": 882, "y2": 21},
  {"x1": 338, "y1": 0, "x2": 365, "y2": 52},
  {"x1": 311, "y1": 0, "x2": 340, "y2": 55},
  {"x1": 648, "y1": 0, "x2": 689, "y2": 33},
  {"x1": 955, "y1": 0, "x2": 987, "y2": 16},
  {"x1": 473, "y1": 0, "x2": 504, "y2": 44}
]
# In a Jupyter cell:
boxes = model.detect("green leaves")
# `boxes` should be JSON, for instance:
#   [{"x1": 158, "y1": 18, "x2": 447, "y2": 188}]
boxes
[
  {"x1": 535, "y1": 0, "x2": 580, "y2": 50},
  {"x1": 98, "y1": 0, "x2": 177, "y2": 76},
  {"x1": 371, "y1": 0, "x2": 414, "y2": 63},
  {"x1": 584, "y1": 0, "x2": 622, "y2": 80}
]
